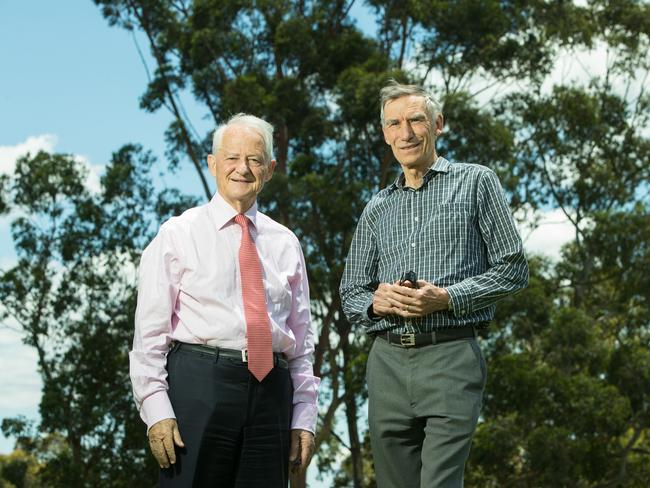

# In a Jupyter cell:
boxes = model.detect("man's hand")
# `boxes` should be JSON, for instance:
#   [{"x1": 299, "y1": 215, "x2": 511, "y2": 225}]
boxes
[
  {"x1": 148, "y1": 418, "x2": 185, "y2": 469},
  {"x1": 288, "y1": 429, "x2": 315, "y2": 476},
  {"x1": 372, "y1": 280, "x2": 450, "y2": 318},
  {"x1": 372, "y1": 281, "x2": 409, "y2": 317}
]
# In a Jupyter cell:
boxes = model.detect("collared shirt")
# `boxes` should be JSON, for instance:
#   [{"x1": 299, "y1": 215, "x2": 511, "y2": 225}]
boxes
[
  {"x1": 340, "y1": 156, "x2": 528, "y2": 333},
  {"x1": 130, "y1": 192, "x2": 320, "y2": 433}
]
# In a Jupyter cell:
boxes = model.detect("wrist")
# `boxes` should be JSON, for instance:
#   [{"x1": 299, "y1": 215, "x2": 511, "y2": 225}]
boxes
[
  {"x1": 367, "y1": 304, "x2": 383, "y2": 321},
  {"x1": 444, "y1": 289, "x2": 453, "y2": 310}
]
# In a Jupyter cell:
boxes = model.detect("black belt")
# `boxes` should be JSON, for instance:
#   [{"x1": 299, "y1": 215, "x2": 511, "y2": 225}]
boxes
[
  {"x1": 375, "y1": 325, "x2": 476, "y2": 348},
  {"x1": 172, "y1": 342, "x2": 289, "y2": 369}
]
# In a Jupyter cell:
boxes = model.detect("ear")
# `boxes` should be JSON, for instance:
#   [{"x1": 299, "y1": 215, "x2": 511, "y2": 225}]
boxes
[
  {"x1": 434, "y1": 114, "x2": 444, "y2": 136},
  {"x1": 382, "y1": 125, "x2": 390, "y2": 145},
  {"x1": 207, "y1": 154, "x2": 217, "y2": 177},
  {"x1": 265, "y1": 159, "x2": 277, "y2": 182}
]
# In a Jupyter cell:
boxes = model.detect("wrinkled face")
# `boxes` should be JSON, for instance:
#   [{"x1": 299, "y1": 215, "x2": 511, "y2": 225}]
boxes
[
  {"x1": 207, "y1": 126, "x2": 275, "y2": 212},
  {"x1": 382, "y1": 95, "x2": 443, "y2": 170}
]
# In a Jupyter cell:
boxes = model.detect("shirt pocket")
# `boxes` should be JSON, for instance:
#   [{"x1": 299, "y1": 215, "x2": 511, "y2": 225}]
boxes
[{"x1": 422, "y1": 202, "x2": 476, "y2": 247}]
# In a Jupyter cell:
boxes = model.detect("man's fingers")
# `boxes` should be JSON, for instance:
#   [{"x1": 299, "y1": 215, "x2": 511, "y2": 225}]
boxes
[
  {"x1": 162, "y1": 433, "x2": 176, "y2": 466},
  {"x1": 290, "y1": 430, "x2": 315, "y2": 475},
  {"x1": 395, "y1": 308, "x2": 419, "y2": 318},
  {"x1": 289, "y1": 431, "x2": 301, "y2": 465},
  {"x1": 149, "y1": 438, "x2": 170, "y2": 468},
  {"x1": 147, "y1": 419, "x2": 183, "y2": 469},
  {"x1": 301, "y1": 438, "x2": 314, "y2": 469},
  {"x1": 384, "y1": 294, "x2": 412, "y2": 308},
  {"x1": 172, "y1": 425, "x2": 185, "y2": 448},
  {"x1": 393, "y1": 285, "x2": 419, "y2": 298}
]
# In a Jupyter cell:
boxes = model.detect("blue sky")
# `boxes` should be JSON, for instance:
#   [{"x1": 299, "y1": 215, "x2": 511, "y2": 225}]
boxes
[{"x1": 2, "y1": 1, "x2": 168, "y2": 161}]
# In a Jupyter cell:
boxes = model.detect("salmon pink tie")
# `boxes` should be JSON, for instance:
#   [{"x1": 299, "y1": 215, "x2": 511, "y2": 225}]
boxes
[{"x1": 234, "y1": 214, "x2": 274, "y2": 381}]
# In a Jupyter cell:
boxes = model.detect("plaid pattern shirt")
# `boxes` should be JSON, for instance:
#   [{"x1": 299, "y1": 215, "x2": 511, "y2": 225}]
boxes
[{"x1": 340, "y1": 157, "x2": 528, "y2": 334}]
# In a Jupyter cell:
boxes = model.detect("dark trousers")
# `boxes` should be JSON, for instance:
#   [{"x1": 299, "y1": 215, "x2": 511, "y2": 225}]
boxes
[
  {"x1": 160, "y1": 345, "x2": 293, "y2": 488},
  {"x1": 367, "y1": 337, "x2": 487, "y2": 488}
]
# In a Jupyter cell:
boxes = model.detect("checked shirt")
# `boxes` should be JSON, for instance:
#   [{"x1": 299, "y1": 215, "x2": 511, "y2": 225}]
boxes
[{"x1": 340, "y1": 157, "x2": 529, "y2": 334}]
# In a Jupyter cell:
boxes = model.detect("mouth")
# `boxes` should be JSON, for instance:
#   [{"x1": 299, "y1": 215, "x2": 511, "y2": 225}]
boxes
[{"x1": 399, "y1": 142, "x2": 421, "y2": 150}]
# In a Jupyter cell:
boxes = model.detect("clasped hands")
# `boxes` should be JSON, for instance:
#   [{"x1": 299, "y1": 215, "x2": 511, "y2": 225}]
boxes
[
  {"x1": 148, "y1": 419, "x2": 314, "y2": 476},
  {"x1": 372, "y1": 279, "x2": 450, "y2": 318}
]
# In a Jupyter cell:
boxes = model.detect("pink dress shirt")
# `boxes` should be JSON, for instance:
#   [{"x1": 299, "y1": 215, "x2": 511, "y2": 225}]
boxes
[{"x1": 130, "y1": 192, "x2": 320, "y2": 433}]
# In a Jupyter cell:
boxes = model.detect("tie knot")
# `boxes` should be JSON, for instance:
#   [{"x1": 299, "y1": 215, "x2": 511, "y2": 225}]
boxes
[{"x1": 234, "y1": 214, "x2": 249, "y2": 228}]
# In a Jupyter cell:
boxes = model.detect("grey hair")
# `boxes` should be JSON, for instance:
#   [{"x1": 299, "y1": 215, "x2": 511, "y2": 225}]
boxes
[
  {"x1": 212, "y1": 113, "x2": 274, "y2": 163},
  {"x1": 379, "y1": 79, "x2": 443, "y2": 126}
]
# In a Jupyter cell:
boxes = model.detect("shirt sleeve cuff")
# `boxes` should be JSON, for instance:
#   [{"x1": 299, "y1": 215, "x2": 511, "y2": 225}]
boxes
[
  {"x1": 141, "y1": 390, "x2": 176, "y2": 432},
  {"x1": 445, "y1": 282, "x2": 475, "y2": 319},
  {"x1": 363, "y1": 295, "x2": 383, "y2": 324},
  {"x1": 291, "y1": 402, "x2": 318, "y2": 434}
]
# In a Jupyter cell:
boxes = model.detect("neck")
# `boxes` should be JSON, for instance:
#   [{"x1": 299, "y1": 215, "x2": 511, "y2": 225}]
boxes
[
  {"x1": 402, "y1": 168, "x2": 425, "y2": 189},
  {"x1": 218, "y1": 192, "x2": 255, "y2": 214},
  {"x1": 401, "y1": 155, "x2": 437, "y2": 189}
]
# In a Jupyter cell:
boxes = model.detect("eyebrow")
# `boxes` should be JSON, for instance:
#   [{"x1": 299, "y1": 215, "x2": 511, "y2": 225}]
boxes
[
  {"x1": 408, "y1": 112, "x2": 427, "y2": 120},
  {"x1": 385, "y1": 112, "x2": 427, "y2": 125}
]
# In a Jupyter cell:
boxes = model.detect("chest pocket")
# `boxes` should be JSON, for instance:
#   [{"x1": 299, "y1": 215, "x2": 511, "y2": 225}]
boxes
[{"x1": 423, "y1": 203, "x2": 476, "y2": 246}]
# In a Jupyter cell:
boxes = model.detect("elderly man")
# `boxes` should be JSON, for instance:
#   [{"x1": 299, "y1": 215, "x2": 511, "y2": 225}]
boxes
[
  {"x1": 131, "y1": 113, "x2": 319, "y2": 487},
  {"x1": 340, "y1": 81, "x2": 528, "y2": 487}
]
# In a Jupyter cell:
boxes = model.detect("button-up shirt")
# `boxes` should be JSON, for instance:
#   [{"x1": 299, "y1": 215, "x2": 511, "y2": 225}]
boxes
[
  {"x1": 130, "y1": 192, "x2": 320, "y2": 432},
  {"x1": 340, "y1": 157, "x2": 528, "y2": 333}
]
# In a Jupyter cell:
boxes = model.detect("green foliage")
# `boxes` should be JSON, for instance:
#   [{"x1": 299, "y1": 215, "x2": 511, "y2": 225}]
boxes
[
  {"x1": 469, "y1": 207, "x2": 650, "y2": 486},
  {"x1": 0, "y1": 447, "x2": 43, "y2": 488},
  {"x1": 0, "y1": 149, "x2": 197, "y2": 487}
]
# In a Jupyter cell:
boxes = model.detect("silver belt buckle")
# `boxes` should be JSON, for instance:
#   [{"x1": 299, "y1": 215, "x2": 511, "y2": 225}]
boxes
[
  {"x1": 241, "y1": 349, "x2": 248, "y2": 362},
  {"x1": 400, "y1": 333, "x2": 415, "y2": 347}
]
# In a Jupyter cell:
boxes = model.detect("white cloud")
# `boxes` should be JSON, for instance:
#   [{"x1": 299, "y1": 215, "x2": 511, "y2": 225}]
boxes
[
  {"x1": 73, "y1": 154, "x2": 103, "y2": 194},
  {"x1": 0, "y1": 134, "x2": 58, "y2": 175},
  {"x1": 520, "y1": 208, "x2": 576, "y2": 261},
  {"x1": 544, "y1": 43, "x2": 609, "y2": 90},
  {"x1": 0, "y1": 135, "x2": 103, "y2": 194},
  {"x1": 0, "y1": 321, "x2": 42, "y2": 454}
]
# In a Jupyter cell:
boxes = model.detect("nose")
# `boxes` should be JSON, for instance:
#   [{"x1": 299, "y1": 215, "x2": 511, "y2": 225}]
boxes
[
  {"x1": 234, "y1": 158, "x2": 252, "y2": 175},
  {"x1": 399, "y1": 121, "x2": 415, "y2": 140}
]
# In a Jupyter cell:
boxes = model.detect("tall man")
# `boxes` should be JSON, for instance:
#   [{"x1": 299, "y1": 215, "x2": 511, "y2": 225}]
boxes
[
  {"x1": 340, "y1": 81, "x2": 528, "y2": 487},
  {"x1": 131, "y1": 114, "x2": 320, "y2": 487}
]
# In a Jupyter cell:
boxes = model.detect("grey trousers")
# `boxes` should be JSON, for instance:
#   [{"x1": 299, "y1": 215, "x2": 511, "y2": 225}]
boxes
[{"x1": 366, "y1": 336, "x2": 487, "y2": 488}]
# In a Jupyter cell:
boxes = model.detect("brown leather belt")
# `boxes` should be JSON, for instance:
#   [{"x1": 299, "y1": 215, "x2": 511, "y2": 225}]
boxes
[{"x1": 375, "y1": 325, "x2": 476, "y2": 348}]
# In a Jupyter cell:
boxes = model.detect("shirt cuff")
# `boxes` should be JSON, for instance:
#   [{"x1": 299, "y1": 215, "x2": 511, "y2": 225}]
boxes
[
  {"x1": 445, "y1": 282, "x2": 475, "y2": 319},
  {"x1": 291, "y1": 402, "x2": 318, "y2": 434},
  {"x1": 141, "y1": 390, "x2": 176, "y2": 432},
  {"x1": 364, "y1": 296, "x2": 382, "y2": 323}
]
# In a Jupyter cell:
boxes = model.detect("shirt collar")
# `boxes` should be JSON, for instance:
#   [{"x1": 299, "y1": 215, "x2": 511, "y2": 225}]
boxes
[
  {"x1": 209, "y1": 192, "x2": 258, "y2": 230},
  {"x1": 388, "y1": 156, "x2": 451, "y2": 192}
]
